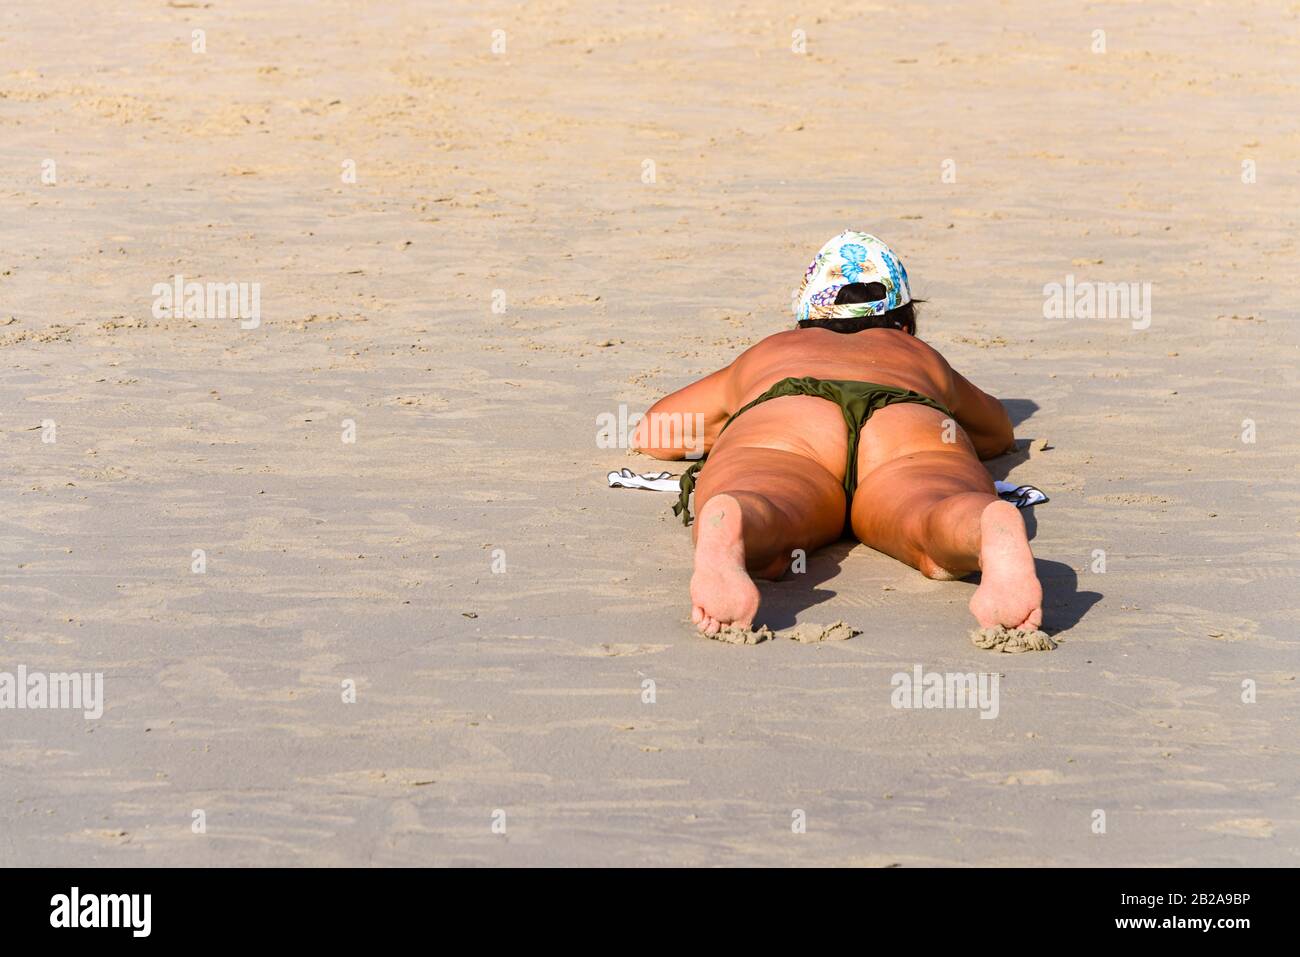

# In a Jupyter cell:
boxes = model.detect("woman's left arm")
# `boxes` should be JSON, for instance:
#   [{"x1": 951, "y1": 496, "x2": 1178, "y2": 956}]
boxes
[{"x1": 631, "y1": 365, "x2": 733, "y2": 460}]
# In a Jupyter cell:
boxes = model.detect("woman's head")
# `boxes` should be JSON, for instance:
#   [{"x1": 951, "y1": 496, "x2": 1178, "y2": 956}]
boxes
[
  {"x1": 796, "y1": 281, "x2": 917, "y2": 335},
  {"x1": 791, "y1": 230, "x2": 916, "y2": 334}
]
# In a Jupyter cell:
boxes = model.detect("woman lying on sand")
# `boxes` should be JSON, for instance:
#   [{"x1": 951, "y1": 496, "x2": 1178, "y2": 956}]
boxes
[{"x1": 632, "y1": 230, "x2": 1041, "y2": 637}]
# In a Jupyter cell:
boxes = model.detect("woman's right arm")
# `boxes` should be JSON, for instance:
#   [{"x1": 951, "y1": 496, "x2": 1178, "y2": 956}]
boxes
[{"x1": 945, "y1": 365, "x2": 1016, "y2": 460}]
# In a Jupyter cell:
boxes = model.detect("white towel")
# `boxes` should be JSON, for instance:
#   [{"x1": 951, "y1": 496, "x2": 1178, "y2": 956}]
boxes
[
  {"x1": 607, "y1": 468, "x2": 680, "y2": 492},
  {"x1": 607, "y1": 468, "x2": 1048, "y2": 507},
  {"x1": 993, "y1": 480, "x2": 1049, "y2": 507}
]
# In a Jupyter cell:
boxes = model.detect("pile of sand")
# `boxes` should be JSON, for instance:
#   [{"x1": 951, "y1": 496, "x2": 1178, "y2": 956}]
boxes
[
  {"x1": 708, "y1": 621, "x2": 861, "y2": 644},
  {"x1": 969, "y1": 626, "x2": 1058, "y2": 653}
]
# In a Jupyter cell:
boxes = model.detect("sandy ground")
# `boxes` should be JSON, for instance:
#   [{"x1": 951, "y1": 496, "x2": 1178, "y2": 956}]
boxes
[{"x1": 1, "y1": 1, "x2": 1297, "y2": 866}]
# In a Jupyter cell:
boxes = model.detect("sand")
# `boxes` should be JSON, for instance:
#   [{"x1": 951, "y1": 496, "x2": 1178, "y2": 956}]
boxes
[
  {"x1": 788, "y1": 621, "x2": 861, "y2": 644},
  {"x1": 708, "y1": 620, "x2": 860, "y2": 644},
  {"x1": 970, "y1": 626, "x2": 1059, "y2": 653},
  {"x1": 712, "y1": 624, "x2": 775, "y2": 645},
  {"x1": 1, "y1": 0, "x2": 1297, "y2": 866}
]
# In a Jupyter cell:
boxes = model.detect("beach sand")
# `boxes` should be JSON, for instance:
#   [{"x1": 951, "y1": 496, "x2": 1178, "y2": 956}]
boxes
[{"x1": 1, "y1": 0, "x2": 1296, "y2": 865}]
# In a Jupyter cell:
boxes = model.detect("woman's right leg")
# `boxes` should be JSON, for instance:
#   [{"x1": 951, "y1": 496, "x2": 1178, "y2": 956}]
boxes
[{"x1": 850, "y1": 448, "x2": 1042, "y2": 630}]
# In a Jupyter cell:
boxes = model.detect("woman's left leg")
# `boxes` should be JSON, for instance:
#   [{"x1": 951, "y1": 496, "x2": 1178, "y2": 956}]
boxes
[{"x1": 689, "y1": 445, "x2": 845, "y2": 636}]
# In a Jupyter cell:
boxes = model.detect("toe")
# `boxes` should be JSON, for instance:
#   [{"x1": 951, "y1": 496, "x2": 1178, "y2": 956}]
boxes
[{"x1": 692, "y1": 605, "x2": 703, "y2": 625}]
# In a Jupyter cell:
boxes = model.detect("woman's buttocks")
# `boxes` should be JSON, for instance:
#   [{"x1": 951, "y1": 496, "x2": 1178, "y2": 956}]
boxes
[
  {"x1": 855, "y1": 402, "x2": 978, "y2": 472},
  {"x1": 712, "y1": 395, "x2": 849, "y2": 482}
]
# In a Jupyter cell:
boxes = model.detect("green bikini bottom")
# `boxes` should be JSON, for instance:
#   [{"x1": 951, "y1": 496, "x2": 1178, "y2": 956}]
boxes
[{"x1": 672, "y1": 376, "x2": 953, "y2": 527}]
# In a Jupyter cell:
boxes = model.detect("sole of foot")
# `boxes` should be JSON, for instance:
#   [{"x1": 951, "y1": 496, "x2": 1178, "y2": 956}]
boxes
[
  {"x1": 689, "y1": 494, "x2": 761, "y2": 636},
  {"x1": 968, "y1": 500, "x2": 1043, "y2": 630}
]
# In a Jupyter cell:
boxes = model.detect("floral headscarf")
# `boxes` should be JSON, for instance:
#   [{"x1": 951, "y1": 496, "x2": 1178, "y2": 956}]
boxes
[{"x1": 792, "y1": 230, "x2": 912, "y2": 324}]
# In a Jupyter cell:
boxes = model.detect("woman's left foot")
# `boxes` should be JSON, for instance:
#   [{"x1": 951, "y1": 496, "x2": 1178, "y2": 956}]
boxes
[{"x1": 689, "y1": 494, "x2": 760, "y2": 636}]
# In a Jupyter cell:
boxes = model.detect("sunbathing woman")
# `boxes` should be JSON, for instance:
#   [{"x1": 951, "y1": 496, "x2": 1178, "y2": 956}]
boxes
[{"x1": 632, "y1": 230, "x2": 1041, "y2": 637}]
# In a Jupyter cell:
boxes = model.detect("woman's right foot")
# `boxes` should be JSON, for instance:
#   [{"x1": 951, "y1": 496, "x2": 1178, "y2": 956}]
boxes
[{"x1": 968, "y1": 500, "x2": 1043, "y2": 630}]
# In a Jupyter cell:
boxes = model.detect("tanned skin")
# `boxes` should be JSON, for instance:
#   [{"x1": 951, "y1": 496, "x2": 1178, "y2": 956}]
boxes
[{"x1": 632, "y1": 327, "x2": 1041, "y2": 636}]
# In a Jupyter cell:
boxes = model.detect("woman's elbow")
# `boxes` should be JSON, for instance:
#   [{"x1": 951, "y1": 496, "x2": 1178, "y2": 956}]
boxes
[
  {"x1": 977, "y1": 429, "x2": 1017, "y2": 460},
  {"x1": 630, "y1": 411, "x2": 685, "y2": 459}
]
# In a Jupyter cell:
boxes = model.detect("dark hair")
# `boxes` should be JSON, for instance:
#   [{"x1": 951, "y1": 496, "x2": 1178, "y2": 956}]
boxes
[{"x1": 796, "y1": 282, "x2": 919, "y2": 335}]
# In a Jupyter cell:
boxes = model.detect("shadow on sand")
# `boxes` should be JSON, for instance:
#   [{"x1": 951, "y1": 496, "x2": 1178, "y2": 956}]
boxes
[
  {"x1": 1002, "y1": 398, "x2": 1039, "y2": 428},
  {"x1": 1033, "y1": 558, "x2": 1103, "y2": 632},
  {"x1": 984, "y1": 397, "x2": 1040, "y2": 483},
  {"x1": 757, "y1": 540, "x2": 855, "y2": 631}
]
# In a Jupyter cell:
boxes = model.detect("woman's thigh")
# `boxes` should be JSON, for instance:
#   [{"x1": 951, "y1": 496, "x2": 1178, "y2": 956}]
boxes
[
  {"x1": 850, "y1": 449, "x2": 994, "y2": 564},
  {"x1": 695, "y1": 444, "x2": 846, "y2": 549},
  {"x1": 850, "y1": 403, "x2": 994, "y2": 560}
]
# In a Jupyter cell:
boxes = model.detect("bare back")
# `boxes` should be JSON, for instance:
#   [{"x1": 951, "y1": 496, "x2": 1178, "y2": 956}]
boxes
[{"x1": 727, "y1": 327, "x2": 955, "y2": 409}]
